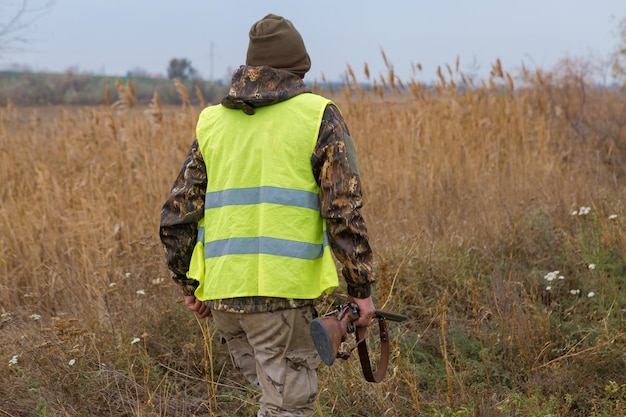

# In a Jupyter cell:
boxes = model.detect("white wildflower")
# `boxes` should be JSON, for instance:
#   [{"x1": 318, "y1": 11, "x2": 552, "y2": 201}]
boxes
[
  {"x1": 109, "y1": 282, "x2": 117, "y2": 288},
  {"x1": 571, "y1": 210, "x2": 578, "y2": 216},
  {"x1": 136, "y1": 289, "x2": 145, "y2": 295},
  {"x1": 546, "y1": 286, "x2": 552, "y2": 291},
  {"x1": 68, "y1": 359, "x2": 76, "y2": 366},
  {"x1": 544, "y1": 271, "x2": 560, "y2": 282},
  {"x1": 30, "y1": 314, "x2": 41, "y2": 321},
  {"x1": 578, "y1": 206, "x2": 591, "y2": 215},
  {"x1": 570, "y1": 289, "x2": 580, "y2": 295},
  {"x1": 609, "y1": 214, "x2": 618, "y2": 220},
  {"x1": 8, "y1": 355, "x2": 19, "y2": 367},
  {"x1": 125, "y1": 272, "x2": 131, "y2": 278},
  {"x1": 130, "y1": 337, "x2": 141, "y2": 345},
  {"x1": 588, "y1": 264, "x2": 596, "y2": 270},
  {"x1": 587, "y1": 292, "x2": 595, "y2": 298}
]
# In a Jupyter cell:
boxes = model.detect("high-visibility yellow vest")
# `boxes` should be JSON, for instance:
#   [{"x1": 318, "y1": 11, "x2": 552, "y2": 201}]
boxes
[{"x1": 192, "y1": 93, "x2": 339, "y2": 300}]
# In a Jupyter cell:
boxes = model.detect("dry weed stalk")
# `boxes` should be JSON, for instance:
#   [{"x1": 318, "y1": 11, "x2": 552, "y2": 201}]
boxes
[
  {"x1": 506, "y1": 72, "x2": 515, "y2": 91},
  {"x1": 196, "y1": 317, "x2": 219, "y2": 413},
  {"x1": 490, "y1": 58, "x2": 504, "y2": 78},
  {"x1": 112, "y1": 77, "x2": 136, "y2": 109},
  {"x1": 346, "y1": 64, "x2": 358, "y2": 89},
  {"x1": 535, "y1": 332, "x2": 626, "y2": 371},
  {"x1": 145, "y1": 91, "x2": 163, "y2": 132},
  {"x1": 174, "y1": 78, "x2": 191, "y2": 107},
  {"x1": 363, "y1": 62, "x2": 370, "y2": 81},
  {"x1": 105, "y1": 84, "x2": 111, "y2": 106},
  {"x1": 470, "y1": 278, "x2": 493, "y2": 392},
  {"x1": 438, "y1": 291, "x2": 454, "y2": 408},
  {"x1": 379, "y1": 236, "x2": 418, "y2": 310},
  {"x1": 195, "y1": 85, "x2": 206, "y2": 108},
  {"x1": 127, "y1": 79, "x2": 137, "y2": 102}
]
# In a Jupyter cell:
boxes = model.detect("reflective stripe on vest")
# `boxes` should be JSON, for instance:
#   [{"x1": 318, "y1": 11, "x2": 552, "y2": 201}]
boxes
[
  {"x1": 205, "y1": 186, "x2": 319, "y2": 211},
  {"x1": 196, "y1": 224, "x2": 204, "y2": 244},
  {"x1": 204, "y1": 235, "x2": 329, "y2": 259}
]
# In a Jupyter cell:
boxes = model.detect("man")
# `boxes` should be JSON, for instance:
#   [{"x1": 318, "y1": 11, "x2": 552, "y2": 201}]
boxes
[{"x1": 159, "y1": 13, "x2": 376, "y2": 417}]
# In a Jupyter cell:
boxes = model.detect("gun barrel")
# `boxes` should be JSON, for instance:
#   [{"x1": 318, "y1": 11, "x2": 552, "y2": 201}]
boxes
[{"x1": 374, "y1": 309, "x2": 408, "y2": 322}]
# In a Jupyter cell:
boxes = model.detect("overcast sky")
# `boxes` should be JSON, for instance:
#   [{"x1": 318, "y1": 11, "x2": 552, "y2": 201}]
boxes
[{"x1": 2, "y1": 0, "x2": 625, "y2": 83}]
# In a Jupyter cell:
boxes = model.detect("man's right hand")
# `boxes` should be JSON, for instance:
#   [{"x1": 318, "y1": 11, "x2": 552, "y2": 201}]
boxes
[
  {"x1": 349, "y1": 295, "x2": 375, "y2": 328},
  {"x1": 184, "y1": 295, "x2": 212, "y2": 318}
]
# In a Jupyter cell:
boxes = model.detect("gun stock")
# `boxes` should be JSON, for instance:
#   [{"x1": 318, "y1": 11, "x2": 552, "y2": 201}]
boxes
[
  {"x1": 309, "y1": 303, "x2": 359, "y2": 366},
  {"x1": 309, "y1": 303, "x2": 408, "y2": 372}
]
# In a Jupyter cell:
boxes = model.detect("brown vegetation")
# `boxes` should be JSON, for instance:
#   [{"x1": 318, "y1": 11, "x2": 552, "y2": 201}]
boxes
[{"x1": 1, "y1": 57, "x2": 626, "y2": 416}]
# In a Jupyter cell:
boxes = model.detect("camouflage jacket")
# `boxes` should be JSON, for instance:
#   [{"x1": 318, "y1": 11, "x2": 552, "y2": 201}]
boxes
[{"x1": 159, "y1": 65, "x2": 374, "y2": 313}]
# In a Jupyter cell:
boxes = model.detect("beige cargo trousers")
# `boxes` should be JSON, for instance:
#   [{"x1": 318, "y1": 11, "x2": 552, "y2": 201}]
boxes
[{"x1": 211, "y1": 305, "x2": 321, "y2": 417}]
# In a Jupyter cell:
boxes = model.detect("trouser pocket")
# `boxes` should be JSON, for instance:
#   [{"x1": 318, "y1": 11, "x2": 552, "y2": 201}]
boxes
[{"x1": 282, "y1": 349, "x2": 320, "y2": 409}]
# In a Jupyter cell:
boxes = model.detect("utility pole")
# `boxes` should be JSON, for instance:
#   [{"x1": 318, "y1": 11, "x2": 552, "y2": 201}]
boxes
[{"x1": 209, "y1": 41, "x2": 214, "y2": 81}]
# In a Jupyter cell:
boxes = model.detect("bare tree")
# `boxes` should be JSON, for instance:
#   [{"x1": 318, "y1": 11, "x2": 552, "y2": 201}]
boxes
[
  {"x1": 0, "y1": 0, "x2": 54, "y2": 56},
  {"x1": 167, "y1": 58, "x2": 198, "y2": 80}
]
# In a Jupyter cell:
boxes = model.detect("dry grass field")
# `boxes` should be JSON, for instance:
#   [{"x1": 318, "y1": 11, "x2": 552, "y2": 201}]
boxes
[{"x1": 2, "y1": 59, "x2": 626, "y2": 416}]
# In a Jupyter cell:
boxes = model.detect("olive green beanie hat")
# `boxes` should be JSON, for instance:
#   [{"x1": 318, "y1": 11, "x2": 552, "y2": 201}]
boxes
[{"x1": 246, "y1": 13, "x2": 311, "y2": 75}]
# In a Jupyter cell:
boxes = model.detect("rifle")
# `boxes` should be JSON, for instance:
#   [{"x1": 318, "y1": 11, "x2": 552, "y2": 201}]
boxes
[{"x1": 309, "y1": 302, "x2": 408, "y2": 383}]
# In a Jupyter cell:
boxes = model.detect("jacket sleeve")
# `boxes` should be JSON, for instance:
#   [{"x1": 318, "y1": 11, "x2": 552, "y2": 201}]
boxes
[
  {"x1": 312, "y1": 104, "x2": 375, "y2": 298},
  {"x1": 159, "y1": 138, "x2": 207, "y2": 295}
]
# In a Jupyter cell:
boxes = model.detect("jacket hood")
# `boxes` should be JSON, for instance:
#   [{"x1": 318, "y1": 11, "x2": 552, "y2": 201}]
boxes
[{"x1": 220, "y1": 65, "x2": 311, "y2": 115}]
